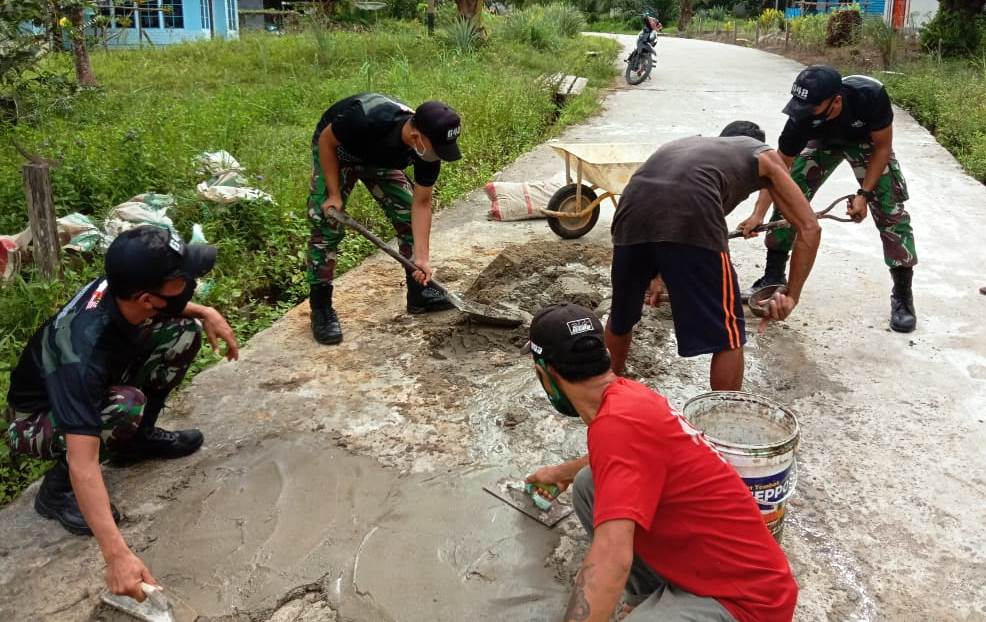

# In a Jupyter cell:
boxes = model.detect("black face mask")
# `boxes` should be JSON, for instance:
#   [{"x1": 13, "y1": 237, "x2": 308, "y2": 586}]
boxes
[
  {"x1": 809, "y1": 97, "x2": 837, "y2": 127},
  {"x1": 150, "y1": 279, "x2": 197, "y2": 317}
]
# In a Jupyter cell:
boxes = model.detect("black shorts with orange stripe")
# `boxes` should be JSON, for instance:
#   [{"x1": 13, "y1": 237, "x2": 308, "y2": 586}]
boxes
[{"x1": 609, "y1": 242, "x2": 746, "y2": 357}]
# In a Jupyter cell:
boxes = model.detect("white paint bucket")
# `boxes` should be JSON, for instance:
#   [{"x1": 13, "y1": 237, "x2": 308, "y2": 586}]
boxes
[{"x1": 682, "y1": 391, "x2": 799, "y2": 542}]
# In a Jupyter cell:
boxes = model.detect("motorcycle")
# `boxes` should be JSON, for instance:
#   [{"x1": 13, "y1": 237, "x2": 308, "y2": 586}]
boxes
[{"x1": 625, "y1": 12, "x2": 661, "y2": 86}]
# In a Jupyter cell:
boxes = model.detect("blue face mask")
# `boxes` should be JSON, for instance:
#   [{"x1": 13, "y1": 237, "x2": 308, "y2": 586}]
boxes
[{"x1": 536, "y1": 359, "x2": 579, "y2": 418}]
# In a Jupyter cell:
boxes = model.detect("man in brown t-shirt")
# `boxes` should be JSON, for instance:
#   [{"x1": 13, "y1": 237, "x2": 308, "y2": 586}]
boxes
[{"x1": 606, "y1": 121, "x2": 821, "y2": 390}]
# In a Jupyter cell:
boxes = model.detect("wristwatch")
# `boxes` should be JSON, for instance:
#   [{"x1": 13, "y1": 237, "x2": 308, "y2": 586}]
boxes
[{"x1": 857, "y1": 188, "x2": 877, "y2": 202}]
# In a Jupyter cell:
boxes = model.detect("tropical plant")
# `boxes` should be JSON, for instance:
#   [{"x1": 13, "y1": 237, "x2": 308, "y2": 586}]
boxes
[
  {"x1": 442, "y1": 16, "x2": 483, "y2": 52},
  {"x1": 758, "y1": 8, "x2": 784, "y2": 32}
]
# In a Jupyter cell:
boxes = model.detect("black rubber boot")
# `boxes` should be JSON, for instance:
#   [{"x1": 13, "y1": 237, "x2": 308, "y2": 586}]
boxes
[
  {"x1": 310, "y1": 283, "x2": 342, "y2": 345},
  {"x1": 407, "y1": 277, "x2": 455, "y2": 314},
  {"x1": 742, "y1": 250, "x2": 789, "y2": 303},
  {"x1": 890, "y1": 266, "x2": 916, "y2": 333},
  {"x1": 35, "y1": 460, "x2": 120, "y2": 536}
]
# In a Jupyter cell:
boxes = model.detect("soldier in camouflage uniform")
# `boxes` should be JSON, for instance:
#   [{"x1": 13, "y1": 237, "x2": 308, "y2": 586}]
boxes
[
  {"x1": 739, "y1": 65, "x2": 918, "y2": 332},
  {"x1": 306, "y1": 93, "x2": 463, "y2": 345},
  {"x1": 3, "y1": 225, "x2": 238, "y2": 602}
]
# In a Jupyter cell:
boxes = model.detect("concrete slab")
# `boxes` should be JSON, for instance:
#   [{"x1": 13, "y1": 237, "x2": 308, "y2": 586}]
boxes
[{"x1": 1, "y1": 34, "x2": 985, "y2": 621}]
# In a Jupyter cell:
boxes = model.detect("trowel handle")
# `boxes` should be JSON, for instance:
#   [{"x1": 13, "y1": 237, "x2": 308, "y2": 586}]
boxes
[{"x1": 325, "y1": 207, "x2": 449, "y2": 295}]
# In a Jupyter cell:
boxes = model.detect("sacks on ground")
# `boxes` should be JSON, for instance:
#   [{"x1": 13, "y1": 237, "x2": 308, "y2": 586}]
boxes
[
  {"x1": 104, "y1": 193, "x2": 176, "y2": 238},
  {"x1": 58, "y1": 213, "x2": 107, "y2": 252},
  {"x1": 194, "y1": 150, "x2": 243, "y2": 176},
  {"x1": 485, "y1": 181, "x2": 561, "y2": 221},
  {"x1": 196, "y1": 170, "x2": 274, "y2": 204}
]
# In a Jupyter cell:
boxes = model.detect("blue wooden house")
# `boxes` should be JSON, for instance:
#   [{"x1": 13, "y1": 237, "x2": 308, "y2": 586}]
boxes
[{"x1": 94, "y1": 0, "x2": 240, "y2": 46}]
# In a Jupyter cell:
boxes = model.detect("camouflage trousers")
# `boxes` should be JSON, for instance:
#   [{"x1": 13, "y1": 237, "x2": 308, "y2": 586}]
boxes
[
  {"x1": 306, "y1": 146, "x2": 415, "y2": 286},
  {"x1": 765, "y1": 142, "x2": 918, "y2": 268},
  {"x1": 4, "y1": 318, "x2": 202, "y2": 460}
]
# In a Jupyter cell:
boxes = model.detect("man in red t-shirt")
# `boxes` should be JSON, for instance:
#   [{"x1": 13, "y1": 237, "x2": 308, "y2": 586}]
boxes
[{"x1": 523, "y1": 303, "x2": 798, "y2": 622}]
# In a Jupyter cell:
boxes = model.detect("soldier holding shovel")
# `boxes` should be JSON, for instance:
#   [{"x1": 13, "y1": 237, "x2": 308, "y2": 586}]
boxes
[{"x1": 305, "y1": 93, "x2": 464, "y2": 345}]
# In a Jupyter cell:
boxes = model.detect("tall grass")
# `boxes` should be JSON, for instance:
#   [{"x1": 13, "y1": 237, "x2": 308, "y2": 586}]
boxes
[
  {"x1": 0, "y1": 22, "x2": 619, "y2": 503},
  {"x1": 500, "y1": 4, "x2": 587, "y2": 51}
]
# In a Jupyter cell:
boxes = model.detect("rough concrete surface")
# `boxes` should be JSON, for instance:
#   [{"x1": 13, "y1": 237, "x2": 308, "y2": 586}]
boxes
[{"x1": 2, "y1": 35, "x2": 985, "y2": 621}]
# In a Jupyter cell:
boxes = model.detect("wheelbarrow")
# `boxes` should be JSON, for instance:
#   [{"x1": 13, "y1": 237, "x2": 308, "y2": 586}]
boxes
[{"x1": 541, "y1": 143, "x2": 656, "y2": 239}]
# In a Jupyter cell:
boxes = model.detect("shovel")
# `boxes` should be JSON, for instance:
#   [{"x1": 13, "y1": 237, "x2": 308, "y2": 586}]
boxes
[{"x1": 326, "y1": 207, "x2": 524, "y2": 327}]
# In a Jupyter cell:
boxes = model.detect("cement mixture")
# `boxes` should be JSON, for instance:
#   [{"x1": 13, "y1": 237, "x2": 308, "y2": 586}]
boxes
[{"x1": 2, "y1": 34, "x2": 985, "y2": 622}]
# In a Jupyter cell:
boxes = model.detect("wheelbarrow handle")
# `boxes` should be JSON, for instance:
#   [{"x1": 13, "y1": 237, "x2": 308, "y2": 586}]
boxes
[{"x1": 325, "y1": 207, "x2": 448, "y2": 295}]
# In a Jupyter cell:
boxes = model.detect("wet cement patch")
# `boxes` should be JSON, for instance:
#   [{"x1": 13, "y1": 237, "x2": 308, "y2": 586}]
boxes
[{"x1": 98, "y1": 438, "x2": 568, "y2": 622}]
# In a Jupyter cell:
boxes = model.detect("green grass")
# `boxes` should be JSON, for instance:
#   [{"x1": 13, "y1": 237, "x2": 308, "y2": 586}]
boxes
[
  {"x1": 0, "y1": 20, "x2": 619, "y2": 503},
  {"x1": 879, "y1": 57, "x2": 986, "y2": 183}
]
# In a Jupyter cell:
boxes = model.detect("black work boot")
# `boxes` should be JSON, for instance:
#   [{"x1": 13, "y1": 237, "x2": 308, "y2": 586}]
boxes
[
  {"x1": 35, "y1": 460, "x2": 120, "y2": 536},
  {"x1": 407, "y1": 277, "x2": 455, "y2": 314},
  {"x1": 310, "y1": 283, "x2": 342, "y2": 345},
  {"x1": 890, "y1": 266, "x2": 916, "y2": 333},
  {"x1": 129, "y1": 426, "x2": 204, "y2": 460},
  {"x1": 742, "y1": 250, "x2": 790, "y2": 303}
]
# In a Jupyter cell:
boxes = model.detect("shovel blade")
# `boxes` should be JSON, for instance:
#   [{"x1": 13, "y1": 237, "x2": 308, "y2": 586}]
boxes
[{"x1": 446, "y1": 292, "x2": 524, "y2": 328}]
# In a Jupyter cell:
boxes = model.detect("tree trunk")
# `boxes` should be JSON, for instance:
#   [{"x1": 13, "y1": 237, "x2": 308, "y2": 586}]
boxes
[
  {"x1": 678, "y1": 0, "x2": 694, "y2": 30},
  {"x1": 456, "y1": 0, "x2": 483, "y2": 23},
  {"x1": 68, "y1": 6, "x2": 98, "y2": 87}
]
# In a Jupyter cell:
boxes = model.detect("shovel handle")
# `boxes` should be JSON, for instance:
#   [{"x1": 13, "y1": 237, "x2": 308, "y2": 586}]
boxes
[{"x1": 325, "y1": 207, "x2": 449, "y2": 295}]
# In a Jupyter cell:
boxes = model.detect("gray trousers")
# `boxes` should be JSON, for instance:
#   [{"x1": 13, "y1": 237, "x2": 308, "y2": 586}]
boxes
[{"x1": 571, "y1": 467, "x2": 736, "y2": 621}]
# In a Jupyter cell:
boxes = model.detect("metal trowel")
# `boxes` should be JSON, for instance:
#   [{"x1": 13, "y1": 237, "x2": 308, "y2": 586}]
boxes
[
  {"x1": 483, "y1": 477, "x2": 573, "y2": 528},
  {"x1": 101, "y1": 582, "x2": 174, "y2": 622}
]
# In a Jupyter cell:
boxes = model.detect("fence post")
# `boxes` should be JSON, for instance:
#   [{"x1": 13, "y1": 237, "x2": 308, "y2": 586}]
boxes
[
  {"x1": 755, "y1": 21, "x2": 760, "y2": 46},
  {"x1": 22, "y1": 162, "x2": 61, "y2": 280}
]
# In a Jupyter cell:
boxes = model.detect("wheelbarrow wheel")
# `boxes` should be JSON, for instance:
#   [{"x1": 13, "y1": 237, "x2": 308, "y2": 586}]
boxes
[{"x1": 546, "y1": 184, "x2": 600, "y2": 240}]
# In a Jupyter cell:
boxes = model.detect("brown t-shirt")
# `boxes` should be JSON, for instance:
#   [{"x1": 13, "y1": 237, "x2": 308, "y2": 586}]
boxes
[{"x1": 612, "y1": 136, "x2": 771, "y2": 252}]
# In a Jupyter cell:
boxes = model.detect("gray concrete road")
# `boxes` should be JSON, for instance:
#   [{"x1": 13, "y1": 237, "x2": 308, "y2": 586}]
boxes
[{"x1": 1, "y1": 35, "x2": 985, "y2": 621}]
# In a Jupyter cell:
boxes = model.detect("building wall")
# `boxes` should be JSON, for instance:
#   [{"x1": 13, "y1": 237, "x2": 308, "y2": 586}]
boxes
[
  {"x1": 238, "y1": 0, "x2": 267, "y2": 30},
  {"x1": 97, "y1": 0, "x2": 238, "y2": 47}
]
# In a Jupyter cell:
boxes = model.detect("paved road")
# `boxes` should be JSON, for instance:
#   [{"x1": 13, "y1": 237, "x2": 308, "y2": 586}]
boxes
[{"x1": 1, "y1": 35, "x2": 984, "y2": 621}]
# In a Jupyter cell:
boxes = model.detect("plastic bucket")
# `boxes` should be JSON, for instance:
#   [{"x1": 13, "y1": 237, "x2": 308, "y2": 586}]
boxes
[{"x1": 682, "y1": 391, "x2": 800, "y2": 542}]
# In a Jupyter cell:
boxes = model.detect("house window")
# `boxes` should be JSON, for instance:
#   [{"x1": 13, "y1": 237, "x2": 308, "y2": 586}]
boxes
[
  {"x1": 97, "y1": 1, "x2": 136, "y2": 28},
  {"x1": 201, "y1": 0, "x2": 211, "y2": 29},
  {"x1": 226, "y1": 0, "x2": 238, "y2": 30},
  {"x1": 162, "y1": 0, "x2": 184, "y2": 28},
  {"x1": 140, "y1": 1, "x2": 162, "y2": 28}
]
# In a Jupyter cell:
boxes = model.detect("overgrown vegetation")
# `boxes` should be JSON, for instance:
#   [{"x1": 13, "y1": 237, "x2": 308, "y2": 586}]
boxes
[
  {"x1": 0, "y1": 18, "x2": 618, "y2": 503},
  {"x1": 882, "y1": 58, "x2": 986, "y2": 182}
]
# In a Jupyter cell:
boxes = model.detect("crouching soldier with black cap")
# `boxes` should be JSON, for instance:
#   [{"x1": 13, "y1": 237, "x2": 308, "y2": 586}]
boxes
[
  {"x1": 523, "y1": 304, "x2": 798, "y2": 621},
  {"x1": 740, "y1": 65, "x2": 918, "y2": 332},
  {"x1": 306, "y1": 93, "x2": 463, "y2": 345},
  {"x1": 3, "y1": 225, "x2": 238, "y2": 600}
]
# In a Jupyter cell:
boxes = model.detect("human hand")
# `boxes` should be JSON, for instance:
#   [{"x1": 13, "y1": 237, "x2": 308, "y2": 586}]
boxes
[
  {"x1": 106, "y1": 550, "x2": 156, "y2": 602},
  {"x1": 201, "y1": 307, "x2": 239, "y2": 361},
  {"x1": 410, "y1": 256, "x2": 433, "y2": 286},
  {"x1": 525, "y1": 464, "x2": 576, "y2": 496},
  {"x1": 755, "y1": 289, "x2": 798, "y2": 335},
  {"x1": 644, "y1": 275, "x2": 666, "y2": 307},
  {"x1": 321, "y1": 195, "x2": 343, "y2": 219},
  {"x1": 738, "y1": 213, "x2": 766, "y2": 238},
  {"x1": 848, "y1": 194, "x2": 869, "y2": 223}
]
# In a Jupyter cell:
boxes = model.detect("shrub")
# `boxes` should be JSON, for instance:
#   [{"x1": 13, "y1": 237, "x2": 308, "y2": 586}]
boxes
[
  {"x1": 863, "y1": 16, "x2": 903, "y2": 67},
  {"x1": 543, "y1": 3, "x2": 588, "y2": 37},
  {"x1": 442, "y1": 17, "x2": 483, "y2": 53},
  {"x1": 920, "y1": 10, "x2": 984, "y2": 57},
  {"x1": 790, "y1": 13, "x2": 828, "y2": 49},
  {"x1": 826, "y1": 7, "x2": 862, "y2": 47},
  {"x1": 758, "y1": 8, "x2": 784, "y2": 32}
]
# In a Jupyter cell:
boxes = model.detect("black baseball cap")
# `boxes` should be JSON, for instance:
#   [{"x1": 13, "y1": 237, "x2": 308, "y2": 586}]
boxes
[
  {"x1": 782, "y1": 65, "x2": 843, "y2": 121},
  {"x1": 414, "y1": 100, "x2": 462, "y2": 162},
  {"x1": 105, "y1": 225, "x2": 216, "y2": 294},
  {"x1": 521, "y1": 303, "x2": 608, "y2": 365}
]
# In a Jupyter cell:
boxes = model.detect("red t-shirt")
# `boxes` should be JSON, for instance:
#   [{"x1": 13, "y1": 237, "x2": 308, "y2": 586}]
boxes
[{"x1": 588, "y1": 379, "x2": 798, "y2": 622}]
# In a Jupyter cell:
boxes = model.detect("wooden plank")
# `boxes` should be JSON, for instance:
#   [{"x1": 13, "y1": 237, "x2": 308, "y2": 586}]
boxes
[{"x1": 22, "y1": 162, "x2": 60, "y2": 280}]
